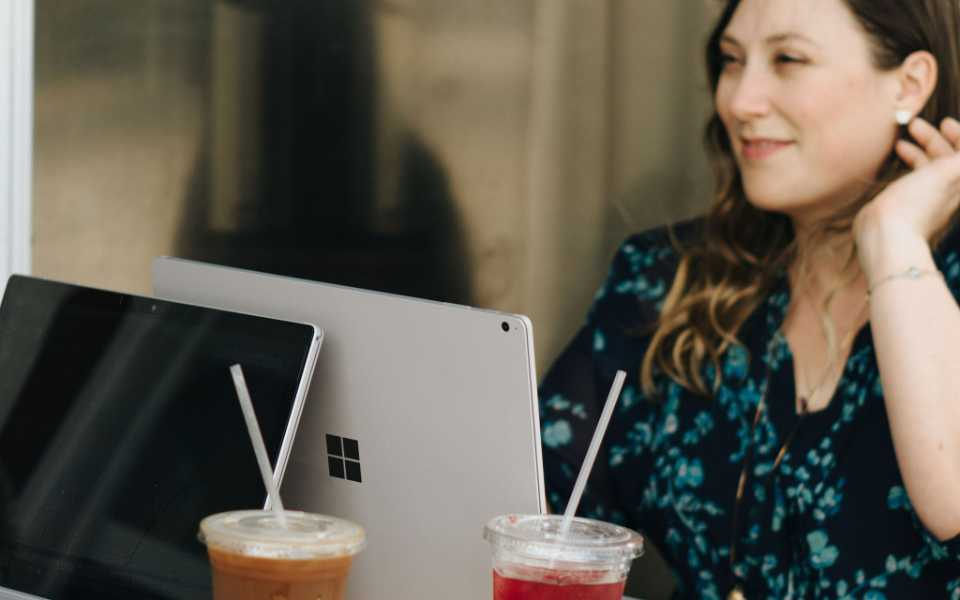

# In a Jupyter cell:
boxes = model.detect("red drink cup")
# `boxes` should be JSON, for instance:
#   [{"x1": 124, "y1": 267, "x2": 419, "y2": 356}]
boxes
[{"x1": 483, "y1": 514, "x2": 643, "y2": 600}]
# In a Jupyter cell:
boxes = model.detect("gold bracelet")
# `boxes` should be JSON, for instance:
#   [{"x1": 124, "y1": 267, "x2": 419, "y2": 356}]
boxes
[{"x1": 867, "y1": 266, "x2": 944, "y2": 297}]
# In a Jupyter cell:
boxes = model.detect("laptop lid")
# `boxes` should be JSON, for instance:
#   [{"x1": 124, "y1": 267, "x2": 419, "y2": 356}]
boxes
[
  {"x1": 153, "y1": 257, "x2": 545, "y2": 600},
  {"x1": 0, "y1": 275, "x2": 321, "y2": 599}
]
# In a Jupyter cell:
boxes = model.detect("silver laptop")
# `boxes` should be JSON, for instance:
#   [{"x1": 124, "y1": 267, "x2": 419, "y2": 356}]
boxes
[
  {"x1": 154, "y1": 257, "x2": 545, "y2": 600},
  {"x1": 0, "y1": 275, "x2": 322, "y2": 599}
]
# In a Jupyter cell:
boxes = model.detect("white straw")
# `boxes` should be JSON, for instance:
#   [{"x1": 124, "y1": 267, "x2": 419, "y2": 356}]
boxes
[
  {"x1": 230, "y1": 363, "x2": 288, "y2": 528},
  {"x1": 560, "y1": 369, "x2": 627, "y2": 535}
]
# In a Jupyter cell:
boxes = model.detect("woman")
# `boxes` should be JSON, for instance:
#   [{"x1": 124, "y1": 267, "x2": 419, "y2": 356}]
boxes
[{"x1": 539, "y1": 0, "x2": 960, "y2": 597}]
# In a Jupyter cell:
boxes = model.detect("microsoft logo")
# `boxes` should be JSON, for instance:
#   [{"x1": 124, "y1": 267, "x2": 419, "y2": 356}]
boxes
[{"x1": 326, "y1": 434, "x2": 362, "y2": 483}]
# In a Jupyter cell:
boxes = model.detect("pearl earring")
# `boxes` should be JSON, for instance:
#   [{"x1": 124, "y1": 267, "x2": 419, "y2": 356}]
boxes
[{"x1": 895, "y1": 109, "x2": 913, "y2": 126}]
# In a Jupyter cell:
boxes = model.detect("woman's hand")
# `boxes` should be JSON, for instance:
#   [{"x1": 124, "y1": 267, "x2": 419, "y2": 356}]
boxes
[{"x1": 854, "y1": 117, "x2": 960, "y2": 281}]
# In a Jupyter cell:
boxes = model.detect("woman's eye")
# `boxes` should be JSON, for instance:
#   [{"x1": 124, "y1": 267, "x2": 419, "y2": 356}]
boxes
[
  {"x1": 775, "y1": 53, "x2": 806, "y2": 65},
  {"x1": 719, "y1": 53, "x2": 742, "y2": 67}
]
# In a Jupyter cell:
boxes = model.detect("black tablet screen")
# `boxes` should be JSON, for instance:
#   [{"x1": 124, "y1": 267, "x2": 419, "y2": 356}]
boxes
[{"x1": 0, "y1": 275, "x2": 315, "y2": 599}]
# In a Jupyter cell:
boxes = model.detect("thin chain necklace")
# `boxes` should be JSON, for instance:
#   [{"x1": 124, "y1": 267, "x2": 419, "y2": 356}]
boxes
[
  {"x1": 794, "y1": 278, "x2": 869, "y2": 411},
  {"x1": 793, "y1": 324, "x2": 856, "y2": 414}
]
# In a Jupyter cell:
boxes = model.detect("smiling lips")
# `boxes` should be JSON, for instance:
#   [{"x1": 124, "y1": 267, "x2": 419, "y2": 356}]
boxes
[{"x1": 740, "y1": 138, "x2": 794, "y2": 160}]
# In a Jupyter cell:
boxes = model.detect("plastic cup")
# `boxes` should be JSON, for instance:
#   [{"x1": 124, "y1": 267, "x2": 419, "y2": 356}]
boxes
[
  {"x1": 483, "y1": 514, "x2": 643, "y2": 600},
  {"x1": 199, "y1": 509, "x2": 365, "y2": 600}
]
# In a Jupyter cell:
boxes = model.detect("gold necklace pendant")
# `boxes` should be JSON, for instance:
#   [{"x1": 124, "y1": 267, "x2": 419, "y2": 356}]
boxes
[{"x1": 727, "y1": 585, "x2": 746, "y2": 600}]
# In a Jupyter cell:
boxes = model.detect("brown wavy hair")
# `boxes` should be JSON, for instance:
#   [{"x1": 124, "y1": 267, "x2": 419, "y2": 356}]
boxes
[{"x1": 641, "y1": 0, "x2": 960, "y2": 397}]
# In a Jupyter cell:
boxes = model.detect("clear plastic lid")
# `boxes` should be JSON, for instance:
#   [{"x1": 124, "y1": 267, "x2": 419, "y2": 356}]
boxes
[
  {"x1": 199, "y1": 510, "x2": 366, "y2": 559},
  {"x1": 483, "y1": 514, "x2": 643, "y2": 567}
]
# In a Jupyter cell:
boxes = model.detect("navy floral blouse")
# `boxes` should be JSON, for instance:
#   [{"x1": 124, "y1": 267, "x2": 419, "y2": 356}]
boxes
[{"x1": 539, "y1": 220, "x2": 960, "y2": 599}]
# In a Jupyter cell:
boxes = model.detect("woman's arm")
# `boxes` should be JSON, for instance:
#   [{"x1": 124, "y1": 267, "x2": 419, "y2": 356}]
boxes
[
  {"x1": 854, "y1": 116, "x2": 960, "y2": 542},
  {"x1": 857, "y1": 220, "x2": 960, "y2": 542}
]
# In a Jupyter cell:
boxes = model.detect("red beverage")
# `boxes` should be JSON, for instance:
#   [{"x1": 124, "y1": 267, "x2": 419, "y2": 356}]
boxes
[
  {"x1": 493, "y1": 570, "x2": 626, "y2": 600},
  {"x1": 484, "y1": 515, "x2": 643, "y2": 600}
]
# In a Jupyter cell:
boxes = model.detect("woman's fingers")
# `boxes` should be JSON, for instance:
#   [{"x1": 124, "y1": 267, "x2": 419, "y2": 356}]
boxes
[
  {"x1": 941, "y1": 117, "x2": 960, "y2": 151},
  {"x1": 896, "y1": 139, "x2": 930, "y2": 169},
  {"x1": 907, "y1": 118, "x2": 956, "y2": 159}
]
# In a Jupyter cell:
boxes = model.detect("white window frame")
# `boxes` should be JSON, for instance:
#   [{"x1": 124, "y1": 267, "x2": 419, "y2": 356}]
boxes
[{"x1": 0, "y1": 0, "x2": 33, "y2": 295}]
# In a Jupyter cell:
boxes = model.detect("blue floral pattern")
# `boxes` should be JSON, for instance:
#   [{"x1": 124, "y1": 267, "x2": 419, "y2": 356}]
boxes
[{"x1": 540, "y1": 220, "x2": 960, "y2": 598}]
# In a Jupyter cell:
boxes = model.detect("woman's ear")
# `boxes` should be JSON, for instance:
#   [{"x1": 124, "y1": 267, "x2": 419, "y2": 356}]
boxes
[{"x1": 894, "y1": 50, "x2": 939, "y2": 116}]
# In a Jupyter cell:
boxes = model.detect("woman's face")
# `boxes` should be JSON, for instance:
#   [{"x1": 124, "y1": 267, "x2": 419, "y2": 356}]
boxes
[{"x1": 715, "y1": 0, "x2": 901, "y2": 224}]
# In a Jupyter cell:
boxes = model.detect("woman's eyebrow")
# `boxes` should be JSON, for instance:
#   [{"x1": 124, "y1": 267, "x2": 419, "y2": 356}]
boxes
[
  {"x1": 720, "y1": 31, "x2": 819, "y2": 47},
  {"x1": 719, "y1": 34, "x2": 742, "y2": 47},
  {"x1": 766, "y1": 32, "x2": 819, "y2": 46}
]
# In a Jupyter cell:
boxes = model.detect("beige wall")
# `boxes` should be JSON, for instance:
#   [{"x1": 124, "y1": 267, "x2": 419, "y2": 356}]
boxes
[
  {"x1": 33, "y1": 2, "x2": 208, "y2": 294},
  {"x1": 33, "y1": 0, "x2": 713, "y2": 372}
]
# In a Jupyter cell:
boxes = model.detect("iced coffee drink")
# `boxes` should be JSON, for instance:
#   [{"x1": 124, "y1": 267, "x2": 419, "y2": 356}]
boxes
[{"x1": 200, "y1": 509, "x2": 365, "y2": 600}]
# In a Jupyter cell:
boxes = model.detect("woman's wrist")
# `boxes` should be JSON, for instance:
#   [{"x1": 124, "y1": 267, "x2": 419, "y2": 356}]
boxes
[{"x1": 854, "y1": 212, "x2": 935, "y2": 285}]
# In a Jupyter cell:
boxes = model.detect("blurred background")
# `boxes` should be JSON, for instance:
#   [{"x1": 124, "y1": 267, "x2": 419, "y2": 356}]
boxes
[{"x1": 32, "y1": 1, "x2": 716, "y2": 596}]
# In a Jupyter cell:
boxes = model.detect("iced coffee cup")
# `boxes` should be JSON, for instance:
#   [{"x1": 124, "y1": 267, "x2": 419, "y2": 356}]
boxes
[
  {"x1": 483, "y1": 514, "x2": 643, "y2": 600},
  {"x1": 200, "y1": 509, "x2": 365, "y2": 600}
]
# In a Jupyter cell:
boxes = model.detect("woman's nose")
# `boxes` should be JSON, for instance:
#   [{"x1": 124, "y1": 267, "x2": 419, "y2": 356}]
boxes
[{"x1": 727, "y1": 65, "x2": 772, "y2": 122}]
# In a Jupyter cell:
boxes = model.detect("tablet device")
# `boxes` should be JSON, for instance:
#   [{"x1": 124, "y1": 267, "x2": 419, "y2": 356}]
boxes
[
  {"x1": 0, "y1": 275, "x2": 321, "y2": 599},
  {"x1": 154, "y1": 257, "x2": 545, "y2": 600}
]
